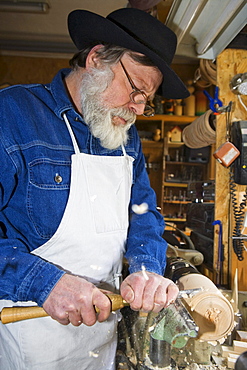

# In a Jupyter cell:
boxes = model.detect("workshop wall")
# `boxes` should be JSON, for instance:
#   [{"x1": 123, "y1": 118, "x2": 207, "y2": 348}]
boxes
[
  {"x1": 0, "y1": 55, "x2": 70, "y2": 86},
  {"x1": 0, "y1": 54, "x2": 197, "y2": 87},
  {"x1": 215, "y1": 48, "x2": 247, "y2": 291}
]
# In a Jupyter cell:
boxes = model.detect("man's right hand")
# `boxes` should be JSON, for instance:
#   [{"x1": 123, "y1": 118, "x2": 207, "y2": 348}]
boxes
[{"x1": 42, "y1": 274, "x2": 111, "y2": 326}]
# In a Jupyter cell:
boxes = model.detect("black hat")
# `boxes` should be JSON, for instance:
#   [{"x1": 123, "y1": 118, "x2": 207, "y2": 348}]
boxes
[{"x1": 68, "y1": 8, "x2": 190, "y2": 99}]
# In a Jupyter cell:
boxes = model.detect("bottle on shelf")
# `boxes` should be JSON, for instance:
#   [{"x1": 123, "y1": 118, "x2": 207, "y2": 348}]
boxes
[
  {"x1": 183, "y1": 80, "x2": 195, "y2": 116},
  {"x1": 174, "y1": 99, "x2": 183, "y2": 116},
  {"x1": 195, "y1": 88, "x2": 208, "y2": 116},
  {"x1": 164, "y1": 99, "x2": 174, "y2": 115}
]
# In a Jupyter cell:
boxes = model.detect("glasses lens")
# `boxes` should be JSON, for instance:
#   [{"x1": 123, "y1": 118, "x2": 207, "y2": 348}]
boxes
[
  {"x1": 143, "y1": 104, "x2": 155, "y2": 117},
  {"x1": 130, "y1": 90, "x2": 147, "y2": 105}
]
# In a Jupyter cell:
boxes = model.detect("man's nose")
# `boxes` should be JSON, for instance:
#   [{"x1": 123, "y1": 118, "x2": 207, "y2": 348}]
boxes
[{"x1": 128, "y1": 101, "x2": 146, "y2": 116}]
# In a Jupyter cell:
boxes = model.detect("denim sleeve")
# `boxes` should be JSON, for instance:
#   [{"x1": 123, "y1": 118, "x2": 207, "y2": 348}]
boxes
[
  {"x1": 125, "y1": 139, "x2": 167, "y2": 276},
  {"x1": 0, "y1": 142, "x2": 65, "y2": 306}
]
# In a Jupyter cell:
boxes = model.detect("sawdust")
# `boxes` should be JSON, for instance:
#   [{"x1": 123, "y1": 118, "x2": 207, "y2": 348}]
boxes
[
  {"x1": 184, "y1": 365, "x2": 226, "y2": 370},
  {"x1": 142, "y1": 358, "x2": 227, "y2": 369},
  {"x1": 131, "y1": 202, "x2": 148, "y2": 214}
]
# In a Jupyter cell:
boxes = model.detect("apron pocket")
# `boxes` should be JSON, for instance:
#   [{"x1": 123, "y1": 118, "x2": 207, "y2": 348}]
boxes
[{"x1": 84, "y1": 158, "x2": 129, "y2": 233}]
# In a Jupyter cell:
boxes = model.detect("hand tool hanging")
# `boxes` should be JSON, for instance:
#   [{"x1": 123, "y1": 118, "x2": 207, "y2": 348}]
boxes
[{"x1": 212, "y1": 219, "x2": 224, "y2": 286}]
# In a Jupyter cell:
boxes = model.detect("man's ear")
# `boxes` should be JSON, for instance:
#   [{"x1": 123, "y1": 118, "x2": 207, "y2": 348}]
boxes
[{"x1": 85, "y1": 44, "x2": 104, "y2": 69}]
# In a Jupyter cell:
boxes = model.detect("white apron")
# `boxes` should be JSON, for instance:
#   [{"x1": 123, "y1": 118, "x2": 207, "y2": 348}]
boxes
[{"x1": 0, "y1": 114, "x2": 133, "y2": 370}]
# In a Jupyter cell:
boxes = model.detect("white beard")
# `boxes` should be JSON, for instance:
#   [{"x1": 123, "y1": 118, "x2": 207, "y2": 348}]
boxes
[{"x1": 80, "y1": 66, "x2": 136, "y2": 150}]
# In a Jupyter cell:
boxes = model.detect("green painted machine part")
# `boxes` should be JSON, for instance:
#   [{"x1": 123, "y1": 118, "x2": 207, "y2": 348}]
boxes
[{"x1": 149, "y1": 299, "x2": 198, "y2": 348}]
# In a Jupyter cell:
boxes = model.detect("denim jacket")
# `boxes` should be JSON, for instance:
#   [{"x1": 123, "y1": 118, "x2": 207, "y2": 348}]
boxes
[{"x1": 0, "y1": 69, "x2": 167, "y2": 306}]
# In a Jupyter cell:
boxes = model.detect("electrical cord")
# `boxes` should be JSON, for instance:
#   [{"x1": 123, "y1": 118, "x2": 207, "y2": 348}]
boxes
[
  {"x1": 238, "y1": 94, "x2": 247, "y2": 112},
  {"x1": 199, "y1": 59, "x2": 217, "y2": 85},
  {"x1": 230, "y1": 170, "x2": 247, "y2": 261},
  {"x1": 164, "y1": 222, "x2": 195, "y2": 250},
  {"x1": 194, "y1": 59, "x2": 217, "y2": 87}
]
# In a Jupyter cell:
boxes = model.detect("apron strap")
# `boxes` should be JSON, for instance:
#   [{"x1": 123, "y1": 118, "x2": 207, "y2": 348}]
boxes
[
  {"x1": 63, "y1": 113, "x2": 80, "y2": 155},
  {"x1": 121, "y1": 144, "x2": 127, "y2": 156}
]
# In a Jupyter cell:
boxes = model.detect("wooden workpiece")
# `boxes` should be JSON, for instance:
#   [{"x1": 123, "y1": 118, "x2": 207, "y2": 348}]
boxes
[{"x1": 177, "y1": 273, "x2": 235, "y2": 341}]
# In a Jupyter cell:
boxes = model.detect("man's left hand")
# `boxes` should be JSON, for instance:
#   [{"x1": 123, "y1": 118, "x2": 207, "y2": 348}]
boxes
[{"x1": 120, "y1": 271, "x2": 178, "y2": 313}]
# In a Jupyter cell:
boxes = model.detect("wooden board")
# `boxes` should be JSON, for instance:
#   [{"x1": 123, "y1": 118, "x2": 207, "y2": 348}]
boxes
[{"x1": 215, "y1": 48, "x2": 247, "y2": 290}]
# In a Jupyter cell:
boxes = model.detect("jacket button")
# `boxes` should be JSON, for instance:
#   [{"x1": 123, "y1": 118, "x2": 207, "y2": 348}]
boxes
[{"x1": 55, "y1": 174, "x2": 63, "y2": 183}]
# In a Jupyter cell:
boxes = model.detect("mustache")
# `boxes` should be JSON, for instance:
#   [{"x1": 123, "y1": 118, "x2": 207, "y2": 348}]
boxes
[{"x1": 110, "y1": 107, "x2": 136, "y2": 126}]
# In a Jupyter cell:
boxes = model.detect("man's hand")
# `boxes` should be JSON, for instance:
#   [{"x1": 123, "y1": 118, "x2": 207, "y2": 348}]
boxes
[
  {"x1": 42, "y1": 274, "x2": 111, "y2": 326},
  {"x1": 120, "y1": 271, "x2": 179, "y2": 313}
]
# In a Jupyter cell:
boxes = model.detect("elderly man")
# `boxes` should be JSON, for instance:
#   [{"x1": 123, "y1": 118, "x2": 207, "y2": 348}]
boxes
[{"x1": 0, "y1": 8, "x2": 189, "y2": 370}]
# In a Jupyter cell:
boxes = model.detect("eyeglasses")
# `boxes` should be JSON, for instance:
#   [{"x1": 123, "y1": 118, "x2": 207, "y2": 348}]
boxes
[{"x1": 120, "y1": 60, "x2": 155, "y2": 117}]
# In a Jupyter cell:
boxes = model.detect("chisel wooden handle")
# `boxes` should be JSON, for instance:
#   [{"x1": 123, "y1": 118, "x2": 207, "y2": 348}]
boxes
[
  {"x1": 0, "y1": 293, "x2": 129, "y2": 324},
  {"x1": 0, "y1": 306, "x2": 48, "y2": 324}
]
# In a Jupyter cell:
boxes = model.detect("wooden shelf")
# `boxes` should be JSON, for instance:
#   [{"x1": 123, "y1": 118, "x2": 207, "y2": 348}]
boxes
[
  {"x1": 141, "y1": 140, "x2": 163, "y2": 147},
  {"x1": 136, "y1": 113, "x2": 210, "y2": 223},
  {"x1": 137, "y1": 114, "x2": 196, "y2": 124},
  {"x1": 164, "y1": 182, "x2": 188, "y2": 187},
  {"x1": 163, "y1": 200, "x2": 190, "y2": 204},
  {"x1": 164, "y1": 218, "x2": 186, "y2": 222},
  {"x1": 167, "y1": 141, "x2": 184, "y2": 147},
  {"x1": 166, "y1": 161, "x2": 206, "y2": 166}
]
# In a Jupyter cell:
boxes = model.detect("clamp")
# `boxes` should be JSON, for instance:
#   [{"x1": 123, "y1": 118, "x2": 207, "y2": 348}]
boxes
[{"x1": 203, "y1": 86, "x2": 224, "y2": 114}]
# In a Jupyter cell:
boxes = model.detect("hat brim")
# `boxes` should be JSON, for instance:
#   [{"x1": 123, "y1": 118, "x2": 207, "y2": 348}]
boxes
[{"x1": 68, "y1": 9, "x2": 189, "y2": 99}]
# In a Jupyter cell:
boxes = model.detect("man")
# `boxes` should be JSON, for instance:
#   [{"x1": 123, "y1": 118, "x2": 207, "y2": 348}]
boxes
[{"x1": 0, "y1": 8, "x2": 189, "y2": 370}]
